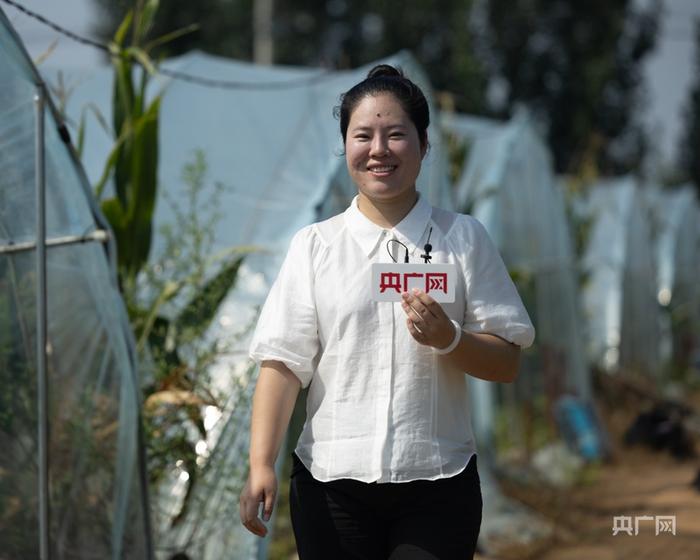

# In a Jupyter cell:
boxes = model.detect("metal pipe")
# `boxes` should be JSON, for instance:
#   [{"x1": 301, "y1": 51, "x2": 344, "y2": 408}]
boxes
[
  {"x1": 0, "y1": 229, "x2": 109, "y2": 255},
  {"x1": 35, "y1": 86, "x2": 50, "y2": 560}
]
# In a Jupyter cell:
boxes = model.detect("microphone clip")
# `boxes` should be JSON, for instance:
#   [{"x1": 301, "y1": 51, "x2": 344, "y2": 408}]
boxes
[{"x1": 420, "y1": 227, "x2": 433, "y2": 263}]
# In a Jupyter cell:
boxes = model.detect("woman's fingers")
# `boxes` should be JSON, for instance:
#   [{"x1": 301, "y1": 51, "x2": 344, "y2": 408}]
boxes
[
  {"x1": 263, "y1": 488, "x2": 276, "y2": 522},
  {"x1": 402, "y1": 289, "x2": 453, "y2": 348},
  {"x1": 240, "y1": 490, "x2": 268, "y2": 537},
  {"x1": 407, "y1": 318, "x2": 428, "y2": 342},
  {"x1": 244, "y1": 517, "x2": 267, "y2": 538},
  {"x1": 239, "y1": 474, "x2": 276, "y2": 537},
  {"x1": 401, "y1": 289, "x2": 441, "y2": 329},
  {"x1": 411, "y1": 289, "x2": 446, "y2": 319},
  {"x1": 402, "y1": 291, "x2": 430, "y2": 319},
  {"x1": 401, "y1": 300, "x2": 424, "y2": 325}
]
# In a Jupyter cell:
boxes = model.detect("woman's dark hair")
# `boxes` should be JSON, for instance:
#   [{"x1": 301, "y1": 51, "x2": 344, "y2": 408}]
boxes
[{"x1": 336, "y1": 64, "x2": 430, "y2": 148}]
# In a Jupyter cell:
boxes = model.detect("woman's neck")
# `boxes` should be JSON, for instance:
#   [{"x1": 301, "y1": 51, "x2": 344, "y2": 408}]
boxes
[{"x1": 357, "y1": 190, "x2": 419, "y2": 228}]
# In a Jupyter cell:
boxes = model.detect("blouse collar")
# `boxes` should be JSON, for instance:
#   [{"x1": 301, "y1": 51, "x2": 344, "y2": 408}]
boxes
[{"x1": 344, "y1": 193, "x2": 432, "y2": 258}]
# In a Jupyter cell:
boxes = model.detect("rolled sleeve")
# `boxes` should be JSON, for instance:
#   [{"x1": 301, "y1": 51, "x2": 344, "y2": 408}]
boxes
[
  {"x1": 249, "y1": 228, "x2": 320, "y2": 388},
  {"x1": 459, "y1": 217, "x2": 535, "y2": 348}
]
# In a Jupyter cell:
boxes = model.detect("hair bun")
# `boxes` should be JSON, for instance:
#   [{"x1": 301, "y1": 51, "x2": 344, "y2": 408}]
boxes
[{"x1": 366, "y1": 64, "x2": 403, "y2": 80}]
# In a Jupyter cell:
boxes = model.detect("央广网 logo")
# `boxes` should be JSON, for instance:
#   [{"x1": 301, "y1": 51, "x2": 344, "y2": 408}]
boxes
[{"x1": 612, "y1": 515, "x2": 676, "y2": 536}]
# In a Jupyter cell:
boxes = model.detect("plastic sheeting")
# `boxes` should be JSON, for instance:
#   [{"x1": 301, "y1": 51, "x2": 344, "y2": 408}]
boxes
[
  {"x1": 62, "y1": 50, "x2": 452, "y2": 256},
  {"x1": 443, "y1": 110, "x2": 590, "y2": 450},
  {"x1": 580, "y1": 177, "x2": 661, "y2": 375},
  {"x1": 646, "y1": 184, "x2": 700, "y2": 369},
  {"x1": 53, "y1": 50, "x2": 453, "y2": 558},
  {"x1": 0, "y1": 9, "x2": 151, "y2": 559},
  {"x1": 442, "y1": 110, "x2": 570, "y2": 552}
]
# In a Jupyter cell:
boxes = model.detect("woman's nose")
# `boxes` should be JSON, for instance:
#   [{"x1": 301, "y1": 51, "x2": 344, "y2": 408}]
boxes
[{"x1": 369, "y1": 136, "x2": 389, "y2": 157}]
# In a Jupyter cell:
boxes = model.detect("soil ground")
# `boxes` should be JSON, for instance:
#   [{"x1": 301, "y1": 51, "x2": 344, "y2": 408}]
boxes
[
  {"x1": 477, "y1": 447, "x2": 700, "y2": 560},
  {"x1": 271, "y1": 376, "x2": 700, "y2": 560},
  {"x1": 476, "y1": 377, "x2": 700, "y2": 560}
]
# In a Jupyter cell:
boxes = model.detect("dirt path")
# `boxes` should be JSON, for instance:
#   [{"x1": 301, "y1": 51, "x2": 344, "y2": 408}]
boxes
[
  {"x1": 273, "y1": 379, "x2": 700, "y2": 560},
  {"x1": 477, "y1": 390, "x2": 700, "y2": 560}
]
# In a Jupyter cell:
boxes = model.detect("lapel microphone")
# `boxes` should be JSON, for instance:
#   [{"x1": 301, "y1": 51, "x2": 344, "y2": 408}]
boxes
[
  {"x1": 386, "y1": 239, "x2": 410, "y2": 263},
  {"x1": 420, "y1": 227, "x2": 433, "y2": 263}
]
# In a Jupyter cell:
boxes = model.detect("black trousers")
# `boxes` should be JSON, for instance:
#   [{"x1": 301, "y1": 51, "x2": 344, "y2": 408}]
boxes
[{"x1": 289, "y1": 453, "x2": 482, "y2": 560}]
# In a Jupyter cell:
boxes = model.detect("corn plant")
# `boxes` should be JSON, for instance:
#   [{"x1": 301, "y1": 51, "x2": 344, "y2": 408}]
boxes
[
  {"x1": 95, "y1": 0, "x2": 195, "y2": 290},
  {"x1": 88, "y1": 1, "x2": 252, "y2": 532}
]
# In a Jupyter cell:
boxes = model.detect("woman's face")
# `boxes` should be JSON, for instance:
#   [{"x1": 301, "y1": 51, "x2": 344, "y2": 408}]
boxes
[{"x1": 345, "y1": 93, "x2": 426, "y2": 204}]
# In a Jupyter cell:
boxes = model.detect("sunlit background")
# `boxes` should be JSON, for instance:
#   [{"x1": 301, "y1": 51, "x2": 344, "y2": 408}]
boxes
[{"x1": 1, "y1": 1, "x2": 699, "y2": 559}]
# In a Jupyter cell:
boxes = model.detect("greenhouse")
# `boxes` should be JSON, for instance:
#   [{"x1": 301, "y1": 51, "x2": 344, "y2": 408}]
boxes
[
  {"x1": 5, "y1": 2, "x2": 700, "y2": 558},
  {"x1": 0, "y1": 9, "x2": 151, "y2": 559},
  {"x1": 580, "y1": 176, "x2": 662, "y2": 377},
  {"x1": 48, "y1": 48, "x2": 454, "y2": 559},
  {"x1": 440, "y1": 110, "x2": 596, "y2": 549},
  {"x1": 444, "y1": 109, "x2": 591, "y2": 452},
  {"x1": 646, "y1": 184, "x2": 700, "y2": 374}
]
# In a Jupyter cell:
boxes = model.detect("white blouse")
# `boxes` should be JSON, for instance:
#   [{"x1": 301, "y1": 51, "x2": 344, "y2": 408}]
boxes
[{"x1": 249, "y1": 194, "x2": 534, "y2": 483}]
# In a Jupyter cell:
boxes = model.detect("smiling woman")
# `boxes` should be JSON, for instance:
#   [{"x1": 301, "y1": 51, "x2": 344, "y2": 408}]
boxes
[
  {"x1": 239, "y1": 64, "x2": 535, "y2": 560},
  {"x1": 345, "y1": 93, "x2": 425, "y2": 226},
  {"x1": 340, "y1": 65, "x2": 429, "y2": 228}
]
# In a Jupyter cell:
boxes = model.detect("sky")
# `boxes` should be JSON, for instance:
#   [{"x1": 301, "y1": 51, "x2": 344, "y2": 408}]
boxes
[
  {"x1": 642, "y1": 0, "x2": 700, "y2": 166},
  {"x1": 5, "y1": 0, "x2": 102, "y2": 69},
  {"x1": 4, "y1": 0, "x2": 700, "y2": 167}
]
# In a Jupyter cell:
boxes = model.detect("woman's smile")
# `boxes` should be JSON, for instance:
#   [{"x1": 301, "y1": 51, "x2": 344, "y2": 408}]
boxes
[
  {"x1": 345, "y1": 93, "x2": 425, "y2": 204},
  {"x1": 367, "y1": 163, "x2": 398, "y2": 176}
]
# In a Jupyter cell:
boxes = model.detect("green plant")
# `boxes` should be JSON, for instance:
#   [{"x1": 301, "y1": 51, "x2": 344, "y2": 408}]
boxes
[
  {"x1": 95, "y1": 0, "x2": 161, "y2": 291},
  {"x1": 80, "y1": 1, "x2": 267, "y2": 541},
  {"x1": 94, "y1": 0, "x2": 195, "y2": 291},
  {"x1": 130, "y1": 150, "x2": 256, "y2": 528},
  {"x1": 82, "y1": 2, "x2": 244, "y2": 528}
]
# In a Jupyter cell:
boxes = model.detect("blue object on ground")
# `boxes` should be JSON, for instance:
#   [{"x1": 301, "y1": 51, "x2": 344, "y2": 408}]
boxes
[{"x1": 554, "y1": 395, "x2": 607, "y2": 461}]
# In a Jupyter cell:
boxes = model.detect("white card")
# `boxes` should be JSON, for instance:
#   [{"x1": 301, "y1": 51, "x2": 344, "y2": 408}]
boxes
[{"x1": 371, "y1": 263, "x2": 457, "y2": 302}]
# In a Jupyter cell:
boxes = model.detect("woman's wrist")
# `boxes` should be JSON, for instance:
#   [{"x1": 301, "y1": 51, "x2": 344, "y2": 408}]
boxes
[
  {"x1": 250, "y1": 454, "x2": 277, "y2": 470},
  {"x1": 434, "y1": 319, "x2": 462, "y2": 355}
]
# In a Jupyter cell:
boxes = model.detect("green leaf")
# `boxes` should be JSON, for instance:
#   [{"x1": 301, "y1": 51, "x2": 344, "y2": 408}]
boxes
[
  {"x1": 175, "y1": 256, "x2": 245, "y2": 340},
  {"x1": 137, "y1": 280, "x2": 183, "y2": 354},
  {"x1": 82, "y1": 102, "x2": 111, "y2": 137},
  {"x1": 113, "y1": 9, "x2": 134, "y2": 47},
  {"x1": 93, "y1": 125, "x2": 129, "y2": 200},
  {"x1": 100, "y1": 198, "x2": 131, "y2": 278},
  {"x1": 145, "y1": 315, "x2": 181, "y2": 369},
  {"x1": 125, "y1": 46, "x2": 157, "y2": 77},
  {"x1": 100, "y1": 197, "x2": 127, "y2": 229},
  {"x1": 144, "y1": 23, "x2": 200, "y2": 53},
  {"x1": 123, "y1": 96, "x2": 160, "y2": 278},
  {"x1": 76, "y1": 110, "x2": 86, "y2": 157},
  {"x1": 136, "y1": 0, "x2": 160, "y2": 46},
  {"x1": 111, "y1": 52, "x2": 135, "y2": 154}
]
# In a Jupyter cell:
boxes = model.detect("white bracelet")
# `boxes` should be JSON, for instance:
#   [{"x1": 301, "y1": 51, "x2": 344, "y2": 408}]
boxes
[{"x1": 434, "y1": 319, "x2": 462, "y2": 355}]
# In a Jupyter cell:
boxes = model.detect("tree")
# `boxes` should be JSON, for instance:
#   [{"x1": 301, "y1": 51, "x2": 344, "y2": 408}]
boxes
[
  {"x1": 678, "y1": 18, "x2": 700, "y2": 197},
  {"x1": 273, "y1": 0, "x2": 488, "y2": 113},
  {"x1": 92, "y1": 0, "x2": 488, "y2": 114},
  {"x1": 93, "y1": 0, "x2": 254, "y2": 61},
  {"x1": 482, "y1": 0, "x2": 661, "y2": 176}
]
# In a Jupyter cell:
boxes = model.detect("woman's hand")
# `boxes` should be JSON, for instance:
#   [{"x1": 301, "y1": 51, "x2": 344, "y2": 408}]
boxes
[
  {"x1": 240, "y1": 361, "x2": 300, "y2": 537},
  {"x1": 239, "y1": 464, "x2": 277, "y2": 537},
  {"x1": 401, "y1": 288, "x2": 455, "y2": 351},
  {"x1": 403, "y1": 288, "x2": 521, "y2": 381}
]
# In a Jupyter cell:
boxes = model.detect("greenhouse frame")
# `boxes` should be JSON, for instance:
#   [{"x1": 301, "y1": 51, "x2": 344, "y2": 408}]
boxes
[
  {"x1": 0, "y1": 9, "x2": 152, "y2": 559},
  {"x1": 4, "y1": 3, "x2": 700, "y2": 557}
]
